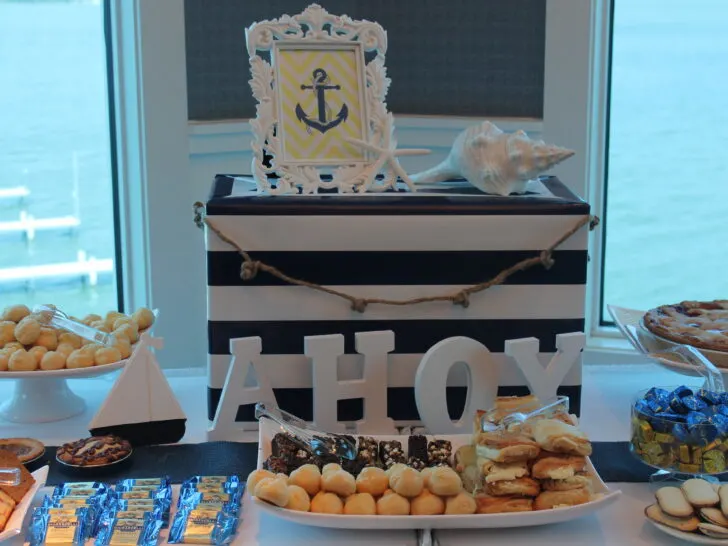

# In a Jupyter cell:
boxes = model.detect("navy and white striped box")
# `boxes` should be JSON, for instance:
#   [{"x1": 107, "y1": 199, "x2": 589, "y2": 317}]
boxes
[{"x1": 205, "y1": 175, "x2": 590, "y2": 425}]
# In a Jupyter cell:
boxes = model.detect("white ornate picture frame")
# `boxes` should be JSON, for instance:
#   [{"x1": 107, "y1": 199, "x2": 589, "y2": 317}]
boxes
[{"x1": 245, "y1": 4, "x2": 396, "y2": 195}]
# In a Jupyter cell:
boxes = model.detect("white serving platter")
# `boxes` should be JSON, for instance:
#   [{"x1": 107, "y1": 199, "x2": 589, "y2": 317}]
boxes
[
  {"x1": 647, "y1": 520, "x2": 728, "y2": 545},
  {"x1": 608, "y1": 305, "x2": 728, "y2": 376},
  {"x1": 253, "y1": 418, "x2": 621, "y2": 530},
  {"x1": 0, "y1": 465, "x2": 48, "y2": 543}
]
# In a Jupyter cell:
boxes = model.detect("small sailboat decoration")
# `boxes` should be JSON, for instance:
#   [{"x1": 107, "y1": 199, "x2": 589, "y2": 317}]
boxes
[
  {"x1": 89, "y1": 333, "x2": 187, "y2": 446},
  {"x1": 410, "y1": 121, "x2": 575, "y2": 196}
]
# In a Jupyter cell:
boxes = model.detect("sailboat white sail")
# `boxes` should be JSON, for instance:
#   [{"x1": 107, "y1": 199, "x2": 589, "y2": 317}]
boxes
[{"x1": 89, "y1": 334, "x2": 187, "y2": 445}]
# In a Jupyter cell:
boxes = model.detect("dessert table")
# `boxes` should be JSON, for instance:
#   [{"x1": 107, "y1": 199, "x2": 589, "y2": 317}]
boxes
[
  {"x1": 0, "y1": 364, "x2": 715, "y2": 545},
  {"x1": 1, "y1": 441, "x2": 710, "y2": 545}
]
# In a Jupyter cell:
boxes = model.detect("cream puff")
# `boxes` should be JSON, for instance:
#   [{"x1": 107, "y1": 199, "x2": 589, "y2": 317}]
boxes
[
  {"x1": 427, "y1": 466, "x2": 463, "y2": 497},
  {"x1": 288, "y1": 464, "x2": 321, "y2": 496},
  {"x1": 445, "y1": 491, "x2": 477, "y2": 515},
  {"x1": 321, "y1": 469, "x2": 356, "y2": 497},
  {"x1": 376, "y1": 491, "x2": 410, "y2": 515},
  {"x1": 254, "y1": 477, "x2": 289, "y2": 507},
  {"x1": 2, "y1": 304, "x2": 30, "y2": 323},
  {"x1": 284, "y1": 485, "x2": 311, "y2": 512},
  {"x1": 389, "y1": 467, "x2": 423, "y2": 498},
  {"x1": 344, "y1": 493, "x2": 376, "y2": 515},
  {"x1": 355, "y1": 466, "x2": 388, "y2": 496},
  {"x1": 410, "y1": 489, "x2": 445, "y2": 515},
  {"x1": 14, "y1": 317, "x2": 41, "y2": 345},
  {"x1": 40, "y1": 351, "x2": 66, "y2": 371},
  {"x1": 247, "y1": 469, "x2": 275, "y2": 493},
  {"x1": 310, "y1": 491, "x2": 344, "y2": 514}
]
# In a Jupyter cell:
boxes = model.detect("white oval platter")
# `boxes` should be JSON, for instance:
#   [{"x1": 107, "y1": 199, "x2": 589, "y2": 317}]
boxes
[{"x1": 253, "y1": 419, "x2": 621, "y2": 530}]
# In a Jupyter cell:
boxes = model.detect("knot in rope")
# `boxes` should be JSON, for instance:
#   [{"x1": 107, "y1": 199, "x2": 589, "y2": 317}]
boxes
[
  {"x1": 589, "y1": 215, "x2": 601, "y2": 230},
  {"x1": 453, "y1": 292, "x2": 471, "y2": 308},
  {"x1": 540, "y1": 250, "x2": 555, "y2": 270},
  {"x1": 351, "y1": 299, "x2": 368, "y2": 313},
  {"x1": 241, "y1": 260, "x2": 261, "y2": 281},
  {"x1": 193, "y1": 202, "x2": 205, "y2": 230}
]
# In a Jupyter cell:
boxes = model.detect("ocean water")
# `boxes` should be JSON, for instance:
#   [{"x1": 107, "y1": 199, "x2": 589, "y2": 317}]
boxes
[
  {"x1": 604, "y1": 0, "x2": 728, "y2": 316},
  {"x1": 0, "y1": 0, "x2": 116, "y2": 317},
  {"x1": 0, "y1": 0, "x2": 725, "y2": 322}
]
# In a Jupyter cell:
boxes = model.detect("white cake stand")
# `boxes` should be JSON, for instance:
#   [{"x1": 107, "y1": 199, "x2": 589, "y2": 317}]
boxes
[{"x1": 0, "y1": 360, "x2": 127, "y2": 423}]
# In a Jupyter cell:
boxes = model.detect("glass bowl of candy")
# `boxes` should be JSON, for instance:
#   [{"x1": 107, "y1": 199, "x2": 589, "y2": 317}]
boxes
[{"x1": 630, "y1": 386, "x2": 728, "y2": 479}]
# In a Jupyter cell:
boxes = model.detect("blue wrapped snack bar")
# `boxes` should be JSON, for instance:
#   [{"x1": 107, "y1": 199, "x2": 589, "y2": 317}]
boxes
[
  {"x1": 168, "y1": 509, "x2": 237, "y2": 545},
  {"x1": 116, "y1": 477, "x2": 171, "y2": 490},
  {"x1": 95, "y1": 514, "x2": 163, "y2": 546},
  {"x1": 28, "y1": 506, "x2": 89, "y2": 546}
]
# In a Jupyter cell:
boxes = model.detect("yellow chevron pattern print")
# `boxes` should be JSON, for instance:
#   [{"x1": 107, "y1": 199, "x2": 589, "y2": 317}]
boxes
[{"x1": 277, "y1": 48, "x2": 366, "y2": 162}]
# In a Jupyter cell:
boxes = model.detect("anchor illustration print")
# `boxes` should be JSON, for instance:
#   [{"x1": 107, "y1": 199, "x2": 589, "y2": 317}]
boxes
[{"x1": 274, "y1": 43, "x2": 368, "y2": 164}]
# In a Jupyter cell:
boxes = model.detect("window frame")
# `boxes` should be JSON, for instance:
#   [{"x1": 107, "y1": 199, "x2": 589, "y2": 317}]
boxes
[
  {"x1": 108, "y1": 0, "x2": 199, "y2": 370},
  {"x1": 110, "y1": 0, "x2": 636, "y2": 369},
  {"x1": 542, "y1": 0, "x2": 638, "y2": 363}
]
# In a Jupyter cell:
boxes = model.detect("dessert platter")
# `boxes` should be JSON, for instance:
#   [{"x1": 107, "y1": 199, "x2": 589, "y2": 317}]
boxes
[
  {"x1": 645, "y1": 477, "x2": 728, "y2": 544},
  {"x1": 609, "y1": 302, "x2": 728, "y2": 376},
  {"x1": 0, "y1": 304, "x2": 157, "y2": 423},
  {"x1": 0, "y1": 450, "x2": 48, "y2": 543},
  {"x1": 248, "y1": 397, "x2": 621, "y2": 530}
]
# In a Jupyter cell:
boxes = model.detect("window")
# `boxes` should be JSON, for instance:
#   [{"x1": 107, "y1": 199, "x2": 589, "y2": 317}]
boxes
[
  {"x1": 0, "y1": 0, "x2": 121, "y2": 318},
  {"x1": 600, "y1": 0, "x2": 728, "y2": 322}
]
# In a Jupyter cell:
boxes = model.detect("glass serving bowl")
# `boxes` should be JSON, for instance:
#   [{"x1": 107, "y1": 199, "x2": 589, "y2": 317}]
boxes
[{"x1": 630, "y1": 386, "x2": 728, "y2": 482}]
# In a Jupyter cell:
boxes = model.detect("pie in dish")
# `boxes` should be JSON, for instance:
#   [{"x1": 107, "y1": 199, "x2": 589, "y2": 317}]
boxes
[
  {"x1": 643, "y1": 300, "x2": 728, "y2": 353},
  {"x1": 56, "y1": 435, "x2": 132, "y2": 467},
  {"x1": 0, "y1": 438, "x2": 44, "y2": 463}
]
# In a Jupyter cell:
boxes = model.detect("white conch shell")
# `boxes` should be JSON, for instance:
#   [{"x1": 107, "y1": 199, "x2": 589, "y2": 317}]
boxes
[{"x1": 410, "y1": 121, "x2": 575, "y2": 196}]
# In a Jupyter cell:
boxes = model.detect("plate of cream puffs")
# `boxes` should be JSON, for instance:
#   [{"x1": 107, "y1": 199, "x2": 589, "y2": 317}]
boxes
[
  {"x1": 247, "y1": 400, "x2": 621, "y2": 530},
  {"x1": 0, "y1": 305, "x2": 156, "y2": 377}
]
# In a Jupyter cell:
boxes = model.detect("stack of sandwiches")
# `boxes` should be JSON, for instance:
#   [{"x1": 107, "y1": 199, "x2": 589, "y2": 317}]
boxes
[
  {"x1": 0, "y1": 450, "x2": 35, "y2": 532},
  {"x1": 454, "y1": 395, "x2": 594, "y2": 513}
]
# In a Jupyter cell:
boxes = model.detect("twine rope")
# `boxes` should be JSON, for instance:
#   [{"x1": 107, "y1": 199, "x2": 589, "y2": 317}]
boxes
[{"x1": 194, "y1": 202, "x2": 599, "y2": 313}]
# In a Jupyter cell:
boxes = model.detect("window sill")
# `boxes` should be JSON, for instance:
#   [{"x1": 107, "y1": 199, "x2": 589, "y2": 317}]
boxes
[{"x1": 0, "y1": 361, "x2": 698, "y2": 446}]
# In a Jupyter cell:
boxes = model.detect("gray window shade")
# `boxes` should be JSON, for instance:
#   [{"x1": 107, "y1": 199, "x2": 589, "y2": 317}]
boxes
[{"x1": 185, "y1": 0, "x2": 545, "y2": 121}]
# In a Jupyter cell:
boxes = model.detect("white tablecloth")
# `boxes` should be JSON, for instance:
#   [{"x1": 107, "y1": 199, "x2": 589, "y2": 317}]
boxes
[{"x1": 2, "y1": 483, "x2": 690, "y2": 546}]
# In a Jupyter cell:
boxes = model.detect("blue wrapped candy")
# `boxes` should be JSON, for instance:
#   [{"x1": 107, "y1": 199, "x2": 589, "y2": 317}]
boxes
[
  {"x1": 715, "y1": 405, "x2": 728, "y2": 418},
  {"x1": 693, "y1": 422, "x2": 718, "y2": 445},
  {"x1": 682, "y1": 396, "x2": 708, "y2": 412},
  {"x1": 650, "y1": 394, "x2": 673, "y2": 414},
  {"x1": 672, "y1": 422, "x2": 693, "y2": 443},
  {"x1": 697, "y1": 389, "x2": 721, "y2": 405},
  {"x1": 646, "y1": 387, "x2": 670, "y2": 401},
  {"x1": 634, "y1": 399, "x2": 654, "y2": 417},
  {"x1": 669, "y1": 395, "x2": 689, "y2": 415},
  {"x1": 652, "y1": 412, "x2": 684, "y2": 433},
  {"x1": 710, "y1": 413, "x2": 728, "y2": 435},
  {"x1": 687, "y1": 411, "x2": 709, "y2": 428},
  {"x1": 671, "y1": 386, "x2": 693, "y2": 399}
]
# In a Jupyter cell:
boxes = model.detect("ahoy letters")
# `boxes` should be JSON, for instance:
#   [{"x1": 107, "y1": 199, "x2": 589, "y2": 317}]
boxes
[{"x1": 209, "y1": 331, "x2": 585, "y2": 438}]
